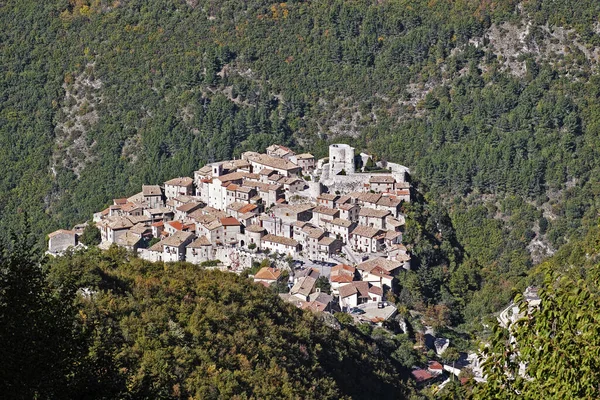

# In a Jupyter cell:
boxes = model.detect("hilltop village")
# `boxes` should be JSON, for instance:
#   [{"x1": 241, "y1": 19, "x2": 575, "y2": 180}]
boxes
[{"x1": 48, "y1": 144, "x2": 412, "y2": 317}]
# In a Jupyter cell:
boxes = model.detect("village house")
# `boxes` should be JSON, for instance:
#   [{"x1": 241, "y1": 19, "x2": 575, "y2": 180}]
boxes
[
  {"x1": 312, "y1": 206, "x2": 339, "y2": 228},
  {"x1": 185, "y1": 235, "x2": 214, "y2": 264},
  {"x1": 356, "y1": 257, "x2": 405, "y2": 279},
  {"x1": 115, "y1": 231, "x2": 143, "y2": 252},
  {"x1": 375, "y1": 196, "x2": 403, "y2": 218},
  {"x1": 98, "y1": 216, "x2": 134, "y2": 244},
  {"x1": 290, "y1": 275, "x2": 317, "y2": 301},
  {"x1": 358, "y1": 208, "x2": 391, "y2": 230},
  {"x1": 280, "y1": 177, "x2": 305, "y2": 193},
  {"x1": 302, "y1": 291, "x2": 333, "y2": 313},
  {"x1": 47, "y1": 229, "x2": 78, "y2": 254},
  {"x1": 329, "y1": 264, "x2": 357, "y2": 295},
  {"x1": 350, "y1": 225, "x2": 384, "y2": 253},
  {"x1": 266, "y1": 144, "x2": 295, "y2": 160},
  {"x1": 303, "y1": 227, "x2": 326, "y2": 260},
  {"x1": 175, "y1": 201, "x2": 204, "y2": 221},
  {"x1": 261, "y1": 234, "x2": 300, "y2": 256},
  {"x1": 141, "y1": 231, "x2": 194, "y2": 263},
  {"x1": 369, "y1": 175, "x2": 396, "y2": 192},
  {"x1": 317, "y1": 193, "x2": 340, "y2": 209},
  {"x1": 338, "y1": 203, "x2": 360, "y2": 222},
  {"x1": 338, "y1": 281, "x2": 383, "y2": 310},
  {"x1": 242, "y1": 152, "x2": 302, "y2": 177},
  {"x1": 291, "y1": 153, "x2": 315, "y2": 172},
  {"x1": 317, "y1": 236, "x2": 343, "y2": 261},
  {"x1": 164, "y1": 177, "x2": 194, "y2": 200},
  {"x1": 142, "y1": 185, "x2": 164, "y2": 208},
  {"x1": 243, "y1": 224, "x2": 266, "y2": 248},
  {"x1": 324, "y1": 218, "x2": 355, "y2": 244},
  {"x1": 143, "y1": 207, "x2": 174, "y2": 223},
  {"x1": 253, "y1": 267, "x2": 282, "y2": 286},
  {"x1": 164, "y1": 220, "x2": 195, "y2": 236}
]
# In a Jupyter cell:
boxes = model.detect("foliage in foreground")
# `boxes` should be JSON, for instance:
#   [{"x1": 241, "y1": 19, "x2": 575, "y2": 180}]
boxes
[
  {"x1": 473, "y1": 223, "x2": 600, "y2": 399},
  {"x1": 0, "y1": 244, "x2": 413, "y2": 399}
]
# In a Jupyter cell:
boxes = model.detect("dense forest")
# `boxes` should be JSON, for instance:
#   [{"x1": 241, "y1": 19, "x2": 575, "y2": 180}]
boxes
[
  {"x1": 0, "y1": 239, "x2": 414, "y2": 399},
  {"x1": 2, "y1": 0, "x2": 600, "y2": 394},
  {"x1": 2, "y1": 0, "x2": 599, "y2": 244}
]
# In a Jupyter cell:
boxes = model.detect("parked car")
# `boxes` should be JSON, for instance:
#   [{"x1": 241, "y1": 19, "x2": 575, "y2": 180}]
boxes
[
  {"x1": 349, "y1": 307, "x2": 365, "y2": 315},
  {"x1": 377, "y1": 302, "x2": 385, "y2": 309}
]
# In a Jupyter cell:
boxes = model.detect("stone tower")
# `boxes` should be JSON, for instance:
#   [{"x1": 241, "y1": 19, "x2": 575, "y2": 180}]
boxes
[{"x1": 329, "y1": 144, "x2": 355, "y2": 175}]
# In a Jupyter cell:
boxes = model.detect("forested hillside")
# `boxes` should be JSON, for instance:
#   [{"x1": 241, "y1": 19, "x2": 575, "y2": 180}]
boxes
[
  {"x1": 2, "y1": 0, "x2": 600, "y2": 336},
  {"x1": 0, "y1": 242, "x2": 413, "y2": 399}
]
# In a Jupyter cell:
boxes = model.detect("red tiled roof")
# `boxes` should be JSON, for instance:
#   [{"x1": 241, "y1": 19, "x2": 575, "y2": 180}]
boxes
[
  {"x1": 168, "y1": 221, "x2": 184, "y2": 231},
  {"x1": 220, "y1": 217, "x2": 240, "y2": 226},
  {"x1": 239, "y1": 204, "x2": 257, "y2": 214},
  {"x1": 411, "y1": 369, "x2": 434, "y2": 383}
]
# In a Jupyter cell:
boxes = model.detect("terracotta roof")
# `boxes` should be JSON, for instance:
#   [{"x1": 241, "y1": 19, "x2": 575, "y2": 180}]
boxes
[
  {"x1": 377, "y1": 196, "x2": 402, "y2": 208},
  {"x1": 357, "y1": 257, "x2": 403, "y2": 273},
  {"x1": 142, "y1": 185, "x2": 162, "y2": 196},
  {"x1": 306, "y1": 227, "x2": 325, "y2": 240},
  {"x1": 236, "y1": 186, "x2": 254, "y2": 194},
  {"x1": 386, "y1": 216, "x2": 405, "y2": 228},
  {"x1": 329, "y1": 218, "x2": 353, "y2": 228},
  {"x1": 220, "y1": 217, "x2": 240, "y2": 226},
  {"x1": 48, "y1": 229, "x2": 76, "y2": 238},
  {"x1": 337, "y1": 195, "x2": 353, "y2": 205},
  {"x1": 166, "y1": 221, "x2": 185, "y2": 231},
  {"x1": 313, "y1": 206, "x2": 339, "y2": 216},
  {"x1": 357, "y1": 192, "x2": 382, "y2": 204},
  {"x1": 165, "y1": 177, "x2": 193, "y2": 187},
  {"x1": 160, "y1": 231, "x2": 194, "y2": 247},
  {"x1": 254, "y1": 267, "x2": 281, "y2": 281},
  {"x1": 121, "y1": 202, "x2": 144, "y2": 212},
  {"x1": 259, "y1": 168, "x2": 276, "y2": 176},
  {"x1": 216, "y1": 171, "x2": 246, "y2": 183},
  {"x1": 151, "y1": 221, "x2": 164, "y2": 227},
  {"x1": 369, "y1": 175, "x2": 395, "y2": 184},
  {"x1": 338, "y1": 203, "x2": 358, "y2": 211},
  {"x1": 227, "y1": 202, "x2": 247, "y2": 212},
  {"x1": 367, "y1": 266, "x2": 393, "y2": 280},
  {"x1": 330, "y1": 264, "x2": 356, "y2": 283},
  {"x1": 130, "y1": 223, "x2": 150, "y2": 235},
  {"x1": 113, "y1": 197, "x2": 128, "y2": 205},
  {"x1": 384, "y1": 230, "x2": 402, "y2": 240},
  {"x1": 174, "y1": 195, "x2": 195, "y2": 203},
  {"x1": 106, "y1": 216, "x2": 134, "y2": 230},
  {"x1": 351, "y1": 225, "x2": 382, "y2": 238},
  {"x1": 295, "y1": 268, "x2": 320, "y2": 280},
  {"x1": 317, "y1": 193, "x2": 339, "y2": 201},
  {"x1": 318, "y1": 237, "x2": 337, "y2": 246},
  {"x1": 176, "y1": 202, "x2": 203, "y2": 213},
  {"x1": 290, "y1": 276, "x2": 316, "y2": 297},
  {"x1": 262, "y1": 234, "x2": 298, "y2": 247},
  {"x1": 239, "y1": 204, "x2": 258, "y2": 213},
  {"x1": 359, "y1": 207, "x2": 390, "y2": 218},
  {"x1": 295, "y1": 153, "x2": 314, "y2": 160},
  {"x1": 338, "y1": 283, "x2": 359, "y2": 299},
  {"x1": 411, "y1": 369, "x2": 434, "y2": 383},
  {"x1": 245, "y1": 224, "x2": 266, "y2": 233},
  {"x1": 247, "y1": 153, "x2": 301, "y2": 171},
  {"x1": 428, "y1": 361, "x2": 444, "y2": 371},
  {"x1": 116, "y1": 231, "x2": 142, "y2": 247},
  {"x1": 187, "y1": 235, "x2": 212, "y2": 247}
]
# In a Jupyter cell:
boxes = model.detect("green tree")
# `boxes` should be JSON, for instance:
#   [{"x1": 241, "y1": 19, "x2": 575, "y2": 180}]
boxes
[
  {"x1": 474, "y1": 232, "x2": 600, "y2": 399},
  {"x1": 79, "y1": 221, "x2": 101, "y2": 246}
]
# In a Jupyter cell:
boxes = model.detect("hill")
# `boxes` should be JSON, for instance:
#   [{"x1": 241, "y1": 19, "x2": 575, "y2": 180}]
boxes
[
  {"x1": 0, "y1": 243, "x2": 413, "y2": 399},
  {"x1": 1, "y1": 0, "x2": 599, "y2": 251}
]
